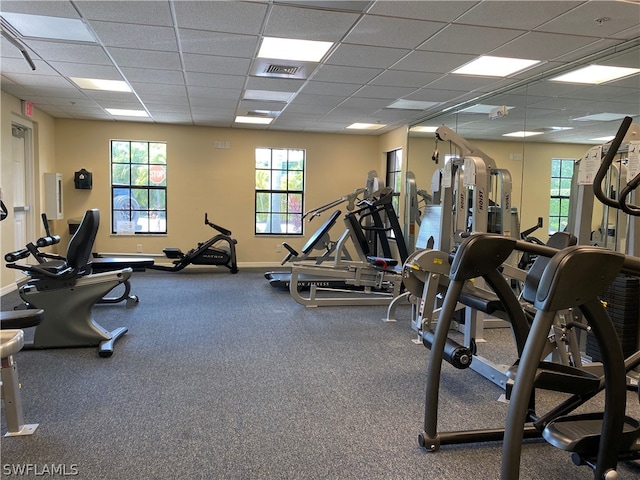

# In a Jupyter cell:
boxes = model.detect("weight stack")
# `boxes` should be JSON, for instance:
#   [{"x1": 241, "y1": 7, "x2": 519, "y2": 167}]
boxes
[{"x1": 587, "y1": 274, "x2": 639, "y2": 362}]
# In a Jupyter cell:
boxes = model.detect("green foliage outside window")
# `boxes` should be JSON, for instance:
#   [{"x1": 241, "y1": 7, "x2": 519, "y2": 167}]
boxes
[
  {"x1": 110, "y1": 140, "x2": 167, "y2": 234},
  {"x1": 255, "y1": 148, "x2": 305, "y2": 235}
]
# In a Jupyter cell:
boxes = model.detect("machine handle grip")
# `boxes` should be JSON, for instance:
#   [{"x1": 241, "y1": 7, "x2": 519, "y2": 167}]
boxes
[
  {"x1": 5, "y1": 248, "x2": 30, "y2": 262},
  {"x1": 36, "y1": 235, "x2": 60, "y2": 247}
]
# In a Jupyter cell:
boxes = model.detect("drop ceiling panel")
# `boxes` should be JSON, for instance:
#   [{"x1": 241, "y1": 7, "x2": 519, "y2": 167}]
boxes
[
  {"x1": 0, "y1": 0, "x2": 80, "y2": 18},
  {"x1": 76, "y1": 0, "x2": 173, "y2": 26},
  {"x1": 120, "y1": 67, "x2": 184, "y2": 85},
  {"x1": 90, "y1": 22, "x2": 179, "y2": 51},
  {"x1": 312, "y1": 64, "x2": 383, "y2": 84},
  {"x1": 47, "y1": 61, "x2": 123, "y2": 80},
  {"x1": 538, "y1": 1, "x2": 640, "y2": 38},
  {"x1": 0, "y1": 0, "x2": 636, "y2": 141},
  {"x1": 326, "y1": 44, "x2": 410, "y2": 69},
  {"x1": 21, "y1": 40, "x2": 112, "y2": 65},
  {"x1": 173, "y1": 1, "x2": 268, "y2": 35},
  {"x1": 368, "y1": 70, "x2": 440, "y2": 88},
  {"x1": 178, "y1": 29, "x2": 258, "y2": 57},
  {"x1": 109, "y1": 48, "x2": 182, "y2": 70},
  {"x1": 182, "y1": 54, "x2": 252, "y2": 76},
  {"x1": 457, "y1": 1, "x2": 583, "y2": 30},
  {"x1": 367, "y1": 1, "x2": 478, "y2": 22},
  {"x1": 391, "y1": 51, "x2": 476, "y2": 74},
  {"x1": 343, "y1": 15, "x2": 444, "y2": 49},
  {"x1": 417, "y1": 24, "x2": 525, "y2": 55},
  {"x1": 264, "y1": 4, "x2": 360, "y2": 41},
  {"x1": 490, "y1": 32, "x2": 604, "y2": 61}
]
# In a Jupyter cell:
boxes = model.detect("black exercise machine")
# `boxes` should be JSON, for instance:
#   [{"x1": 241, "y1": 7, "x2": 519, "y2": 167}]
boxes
[
  {"x1": 5, "y1": 209, "x2": 130, "y2": 357},
  {"x1": 148, "y1": 213, "x2": 238, "y2": 273},
  {"x1": 502, "y1": 116, "x2": 640, "y2": 479},
  {"x1": 9, "y1": 213, "x2": 153, "y2": 307}
]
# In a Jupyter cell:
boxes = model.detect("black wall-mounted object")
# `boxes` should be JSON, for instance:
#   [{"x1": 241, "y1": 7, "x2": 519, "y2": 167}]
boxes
[{"x1": 74, "y1": 169, "x2": 92, "y2": 189}]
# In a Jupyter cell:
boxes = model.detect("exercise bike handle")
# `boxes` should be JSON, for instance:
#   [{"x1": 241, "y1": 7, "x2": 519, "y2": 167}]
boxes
[
  {"x1": 36, "y1": 235, "x2": 61, "y2": 247},
  {"x1": 4, "y1": 248, "x2": 31, "y2": 263},
  {"x1": 593, "y1": 116, "x2": 633, "y2": 210}
]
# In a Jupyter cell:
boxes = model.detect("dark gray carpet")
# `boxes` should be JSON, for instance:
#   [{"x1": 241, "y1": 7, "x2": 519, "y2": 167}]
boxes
[{"x1": 2, "y1": 269, "x2": 639, "y2": 479}]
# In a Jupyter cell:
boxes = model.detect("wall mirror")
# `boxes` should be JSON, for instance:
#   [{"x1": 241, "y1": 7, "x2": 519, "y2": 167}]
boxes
[{"x1": 404, "y1": 41, "x2": 640, "y2": 250}]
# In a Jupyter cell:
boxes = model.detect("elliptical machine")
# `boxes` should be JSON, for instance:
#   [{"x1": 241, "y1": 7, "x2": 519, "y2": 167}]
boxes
[{"x1": 149, "y1": 213, "x2": 238, "y2": 273}]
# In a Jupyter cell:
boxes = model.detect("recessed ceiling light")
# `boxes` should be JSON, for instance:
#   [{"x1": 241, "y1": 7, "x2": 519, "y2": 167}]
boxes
[
  {"x1": 503, "y1": 131, "x2": 544, "y2": 138},
  {"x1": 258, "y1": 37, "x2": 333, "y2": 63},
  {"x1": 1, "y1": 12, "x2": 95, "y2": 42},
  {"x1": 70, "y1": 77, "x2": 131, "y2": 92},
  {"x1": 573, "y1": 113, "x2": 633, "y2": 121},
  {"x1": 346, "y1": 123, "x2": 386, "y2": 130},
  {"x1": 235, "y1": 116, "x2": 273, "y2": 125},
  {"x1": 453, "y1": 56, "x2": 540, "y2": 77},
  {"x1": 105, "y1": 108, "x2": 148, "y2": 117},
  {"x1": 458, "y1": 104, "x2": 513, "y2": 114},
  {"x1": 387, "y1": 100, "x2": 438, "y2": 110},
  {"x1": 550, "y1": 65, "x2": 640, "y2": 84},
  {"x1": 409, "y1": 126, "x2": 438, "y2": 133},
  {"x1": 243, "y1": 90, "x2": 293, "y2": 102}
]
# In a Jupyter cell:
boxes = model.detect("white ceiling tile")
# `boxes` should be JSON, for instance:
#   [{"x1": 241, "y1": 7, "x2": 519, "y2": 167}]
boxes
[
  {"x1": 369, "y1": 70, "x2": 440, "y2": 88},
  {"x1": 132, "y1": 83, "x2": 187, "y2": 97},
  {"x1": 264, "y1": 4, "x2": 360, "y2": 41},
  {"x1": 90, "y1": 22, "x2": 178, "y2": 51},
  {"x1": 312, "y1": 64, "x2": 382, "y2": 84},
  {"x1": 353, "y1": 84, "x2": 416, "y2": 100},
  {"x1": 76, "y1": 1, "x2": 173, "y2": 26},
  {"x1": 47, "y1": 61, "x2": 123, "y2": 80},
  {"x1": 178, "y1": 29, "x2": 258, "y2": 58},
  {"x1": 186, "y1": 72, "x2": 246, "y2": 89},
  {"x1": 392, "y1": 51, "x2": 476, "y2": 74},
  {"x1": 367, "y1": 1, "x2": 478, "y2": 22},
  {"x1": 245, "y1": 77, "x2": 305, "y2": 92},
  {"x1": 173, "y1": 1, "x2": 268, "y2": 34},
  {"x1": 537, "y1": 1, "x2": 640, "y2": 38},
  {"x1": 345, "y1": 15, "x2": 444, "y2": 49},
  {"x1": 120, "y1": 67, "x2": 185, "y2": 85},
  {"x1": 20, "y1": 40, "x2": 113, "y2": 65},
  {"x1": 0, "y1": 0, "x2": 80, "y2": 18},
  {"x1": 491, "y1": 32, "x2": 603, "y2": 61},
  {"x1": 418, "y1": 24, "x2": 525, "y2": 55},
  {"x1": 300, "y1": 81, "x2": 361, "y2": 97},
  {"x1": 326, "y1": 44, "x2": 410, "y2": 68},
  {"x1": 109, "y1": 48, "x2": 182, "y2": 70},
  {"x1": 456, "y1": 1, "x2": 583, "y2": 30},
  {"x1": 187, "y1": 85, "x2": 242, "y2": 100},
  {"x1": 183, "y1": 54, "x2": 252, "y2": 76}
]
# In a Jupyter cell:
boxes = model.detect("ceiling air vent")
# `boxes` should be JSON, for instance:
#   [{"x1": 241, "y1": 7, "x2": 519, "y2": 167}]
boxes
[{"x1": 265, "y1": 64, "x2": 299, "y2": 75}]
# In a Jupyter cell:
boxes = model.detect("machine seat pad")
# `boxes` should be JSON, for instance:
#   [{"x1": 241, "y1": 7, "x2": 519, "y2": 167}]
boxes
[
  {"x1": 0, "y1": 309, "x2": 45, "y2": 329},
  {"x1": 91, "y1": 256, "x2": 155, "y2": 272},
  {"x1": 458, "y1": 290, "x2": 503, "y2": 315},
  {"x1": 367, "y1": 256, "x2": 398, "y2": 270}
]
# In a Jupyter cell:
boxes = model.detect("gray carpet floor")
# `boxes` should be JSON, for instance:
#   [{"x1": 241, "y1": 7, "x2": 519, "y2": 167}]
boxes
[{"x1": 1, "y1": 269, "x2": 639, "y2": 479}]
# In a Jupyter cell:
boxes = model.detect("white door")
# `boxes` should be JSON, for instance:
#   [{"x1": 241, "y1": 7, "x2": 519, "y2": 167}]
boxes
[{"x1": 11, "y1": 122, "x2": 34, "y2": 281}]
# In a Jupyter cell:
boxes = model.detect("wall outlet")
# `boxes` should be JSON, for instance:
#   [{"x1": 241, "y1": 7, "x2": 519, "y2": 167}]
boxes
[
  {"x1": 276, "y1": 244, "x2": 281, "y2": 253},
  {"x1": 137, "y1": 244, "x2": 143, "y2": 253}
]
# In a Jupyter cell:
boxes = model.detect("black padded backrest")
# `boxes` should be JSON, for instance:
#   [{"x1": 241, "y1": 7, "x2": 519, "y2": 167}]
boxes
[
  {"x1": 66, "y1": 209, "x2": 99, "y2": 270},
  {"x1": 521, "y1": 231, "x2": 577, "y2": 304}
]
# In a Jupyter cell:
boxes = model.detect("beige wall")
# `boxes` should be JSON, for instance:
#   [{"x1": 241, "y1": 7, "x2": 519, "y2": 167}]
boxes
[
  {"x1": 1, "y1": 91, "x2": 57, "y2": 292},
  {"x1": 54, "y1": 119, "x2": 394, "y2": 264}
]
